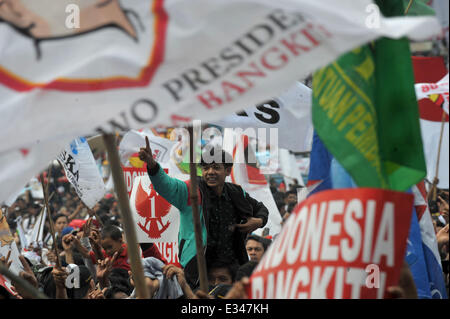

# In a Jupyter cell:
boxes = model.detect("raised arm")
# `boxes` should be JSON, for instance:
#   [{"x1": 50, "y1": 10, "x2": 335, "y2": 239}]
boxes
[{"x1": 139, "y1": 136, "x2": 189, "y2": 211}]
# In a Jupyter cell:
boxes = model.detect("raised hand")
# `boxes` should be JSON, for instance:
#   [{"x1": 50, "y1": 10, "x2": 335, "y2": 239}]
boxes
[
  {"x1": 138, "y1": 136, "x2": 157, "y2": 169},
  {"x1": 52, "y1": 267, "x2": 68, "y2": 286},
  {"x1": 72, "y1": 236, "x2": 90, "y2": 259},
  {"x1": 89, "y1": 228, "x2": 104, "y2": 261},
  {"x1": 82, "y1": 218, "x2": 93, "y2": 238},
  {"x1": 18, "y1": 255, "x2": 38, "y2": 287},
  {"x1": 88, "y1": 287, "x2": 107, "y2": 299},
  {"x1": 96, "y1": 251, "x2": 118, "y2": 289},
  {"x1": 62, "y1": 234, "x2": 75, "y2": 252},
  {"x1": 0, "y1": 250, "x2": 12, "y2": 269},
  {"x1": 438, "y1": 196, "x2": 449, "y2": 223}
]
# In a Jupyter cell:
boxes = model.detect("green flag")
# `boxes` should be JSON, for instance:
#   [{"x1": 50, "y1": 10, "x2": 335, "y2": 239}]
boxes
[
  {"x1": 312, "y1": 0, "x2": 426, "y2": 191},
  {"x1": 403, "y1": 0, "x2": 435, "y2": 16}
]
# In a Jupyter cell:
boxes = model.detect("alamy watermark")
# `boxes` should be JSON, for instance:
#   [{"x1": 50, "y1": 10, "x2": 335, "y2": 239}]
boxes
[
  {"x1": 365, "y1": 264, "x2": 381, "y2": 289},
  {"x1": 65, "y1": 4, "x2": 80, "y2": 29},
  {"x1": 365, "y1": 4, "x2": 381, "y2": 29},
  {"x1": 168, "y1": 120, "x2": 280, "y2": 173}
]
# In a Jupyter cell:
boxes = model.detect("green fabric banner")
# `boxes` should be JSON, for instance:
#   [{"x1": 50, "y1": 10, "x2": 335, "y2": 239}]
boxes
[
  {"x1": 312, "y1": 0, "x2": 426, "y2": 191},
  {"x1": 403, "y1": 0, "x2": 435, "y2": 16}
]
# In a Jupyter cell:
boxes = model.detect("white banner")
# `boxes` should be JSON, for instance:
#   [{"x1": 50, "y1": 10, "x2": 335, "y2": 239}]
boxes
[
  {"x1": 213, "y1": 82, "x2": 313, "y2": 152},
  {"x1": 415, "y1": 73, "x2": 449, "y2": 114},
  {"x1": 0, "y1": 208, "x2": 24, "y2": 297},
  {"x1": 57, "y1": 137, "x2": 106, "y2": 208},
  {"x1": 27, "y1": 207, "x2": 47, "y2": 248},
  {"x1": 0, "y1": 0, "x2": 441, "y2": 204},
  {"x1": 420, "y1": 120, "x2": 449, "y2": 189},
  {"x1": 431, "y1": 0, "x2": 449, "y2": 46},
  {"x1": 415, "y1": 73, "x2": 449, "y2": 189},
  {"x1": 0, "y1": 139, "x2": 70, "y2": 206},
  {"x1": 279, "y1": 148, "x2": 305, "y2": 189}
]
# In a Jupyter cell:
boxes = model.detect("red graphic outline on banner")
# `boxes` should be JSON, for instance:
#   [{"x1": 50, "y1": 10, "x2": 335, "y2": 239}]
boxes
[{"x1": 0, "y1": 0, "x2": 168, "y2": 92}]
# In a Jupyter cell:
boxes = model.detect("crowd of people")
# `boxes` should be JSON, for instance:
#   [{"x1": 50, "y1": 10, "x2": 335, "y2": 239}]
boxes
[
  {"x1": 0, "y1": 145, "x2": 277, "y2": 299},
  {"x1": 0, "y1": 138, "x2": 448, "y2": 300}
]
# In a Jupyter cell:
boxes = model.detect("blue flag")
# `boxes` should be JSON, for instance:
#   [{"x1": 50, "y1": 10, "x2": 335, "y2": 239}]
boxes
[
  {"x1": 406, "y1": 209, "x2": 433, "y2": 298},
  {"x1": 307, "y1": 130, "x2": 333, "y2": 195}
]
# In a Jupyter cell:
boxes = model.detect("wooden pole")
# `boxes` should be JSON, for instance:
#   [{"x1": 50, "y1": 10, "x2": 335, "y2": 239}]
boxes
[
  {"x1": 102, "y1": 133, "x2": 149, "y2": 299},
  {"x1": 35, "y1": 206, "x2": 46, "y2": 246},
  {"x1": 36, "y1": 192, "x2": 53, "y2": 246},
  {"x1": 188, "y1": 125, "x2": 209, "y2": 293},
  {"x1": 404, "y1": 0, "x2": 414, "y2": 15},
  {"x1": 429, "y1": 109, "x2": 447, "y2": 201},
  {"x1": 40, "y1": 171, "x2": 61, "y2": 268}
]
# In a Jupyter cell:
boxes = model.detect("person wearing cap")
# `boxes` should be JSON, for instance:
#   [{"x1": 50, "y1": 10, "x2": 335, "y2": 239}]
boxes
[{"x1": 139, "y1": 138, "x2": 269, "y2": 290}]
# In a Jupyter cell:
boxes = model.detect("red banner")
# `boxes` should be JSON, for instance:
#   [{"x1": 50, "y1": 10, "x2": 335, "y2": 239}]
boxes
[{"x1": 248, "y1": 188, "x2": 413, "y2": 299}]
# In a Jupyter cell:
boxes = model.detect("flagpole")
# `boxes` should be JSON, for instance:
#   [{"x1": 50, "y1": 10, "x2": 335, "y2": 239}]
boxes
[
  {"x1": 404, "y1": 0, "x2": 414, "y2": 15},
  {"x1": 40, "y1": 170, "x2": 61, "y2": 269},
  {"x1": 188, "y1": 125, "x2": 209, "y2": 294},
  {"x1": 429, "y1": 109, "x2": 447, "y2": 201},
  {"x1": 102, "y1": 133, "x2": 149, "y2": 299},
  {"x1": 35, "y1": 208, "x2": 44, "y2": 246}
]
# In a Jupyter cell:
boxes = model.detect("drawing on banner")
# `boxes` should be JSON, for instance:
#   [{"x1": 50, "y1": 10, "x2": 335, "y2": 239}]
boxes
[
  {"x1": 0, "y1": 0, "x2": 166, "y2": 90},
  {"x1": 130, "y1": 174, "x2": 181, "y2": 245},
  {"x1": 0, "y1": 0, "x2": 141, "y2": 60},
  {"x1": 135, "y1": 178, "x2": 172, "y2": 239}
]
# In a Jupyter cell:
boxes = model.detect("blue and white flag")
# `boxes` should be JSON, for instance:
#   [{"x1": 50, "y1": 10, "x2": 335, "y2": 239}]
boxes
[
  {"x1": 57, "y1": 137, "x2": 106, "y2": 209},
  {"x1": 411, "y1": 182, "x2": 448, "y2": 299}
]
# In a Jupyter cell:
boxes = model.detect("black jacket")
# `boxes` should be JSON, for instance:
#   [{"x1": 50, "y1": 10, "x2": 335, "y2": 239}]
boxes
[{"x1": 183, "y1": 177, "x2": 269, "y2": 289}]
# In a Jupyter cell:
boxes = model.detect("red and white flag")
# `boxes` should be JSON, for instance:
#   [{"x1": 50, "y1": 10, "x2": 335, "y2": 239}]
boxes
[
  {"x1": 412, "y1": 56, "x2": 449, "y2": 189},
  {"x1": 225, "y1": 129, "x2": 283, "y2": 237},
  {"x1": 411, "y1": 180, "x2": 447, "y2": 298},
  {"x1": 0, "y1": 0, "x2": 440, "y2": 204}
]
